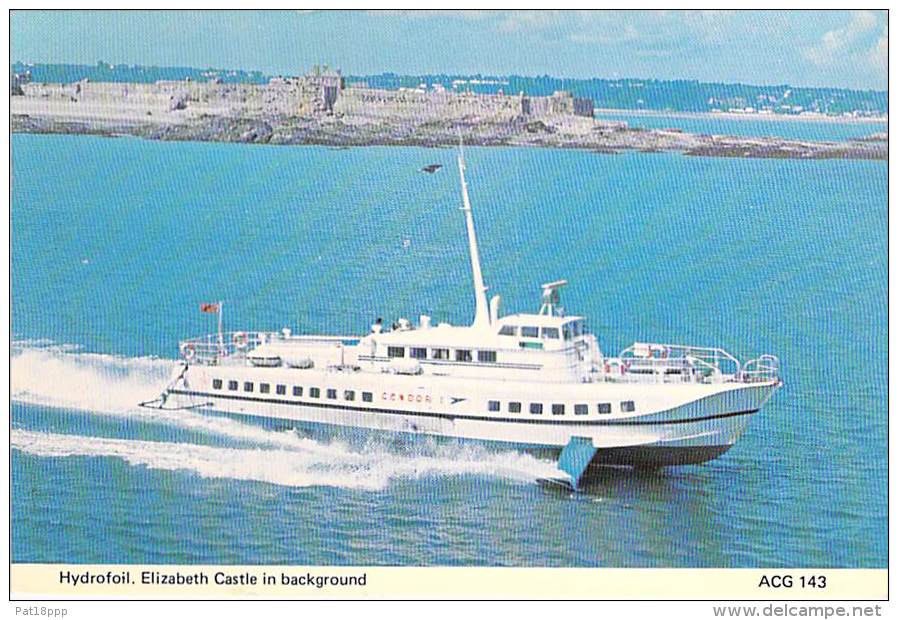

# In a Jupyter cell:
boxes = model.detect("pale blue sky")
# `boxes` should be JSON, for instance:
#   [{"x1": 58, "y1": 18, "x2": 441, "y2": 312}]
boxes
[{"x1": 10, "y1": 10, "x2": 888, "y2": 90}]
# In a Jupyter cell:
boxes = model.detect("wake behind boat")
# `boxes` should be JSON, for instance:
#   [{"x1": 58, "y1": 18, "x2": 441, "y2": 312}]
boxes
[{"x1": 153, "y1": 147, "x2": 782, "y2": 488}]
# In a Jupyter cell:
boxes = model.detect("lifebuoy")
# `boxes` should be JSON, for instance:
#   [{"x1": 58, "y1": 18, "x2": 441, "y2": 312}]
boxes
[
  {"x1": 232, "y1": 332, "x2": 248, "y2": 349},
  {"x1": 180, "y1": 343, "x2": 196, "y2": 361}
]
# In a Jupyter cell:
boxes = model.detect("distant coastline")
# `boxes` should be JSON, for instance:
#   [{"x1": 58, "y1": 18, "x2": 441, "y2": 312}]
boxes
[
  {"x1": 595, "y1": 108, "x2": 888, "y2": 125},
  {"x1": 10, "y1": 70, "x2": 887, "y2": 161},
  {"x1": 14, "y1": 62, "x2": 888, "y2": 119}
]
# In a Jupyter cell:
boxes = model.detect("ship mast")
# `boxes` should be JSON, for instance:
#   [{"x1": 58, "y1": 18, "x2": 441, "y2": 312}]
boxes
[{"x1": 457, "y1": 143, "x2": 490, "y2": 329}]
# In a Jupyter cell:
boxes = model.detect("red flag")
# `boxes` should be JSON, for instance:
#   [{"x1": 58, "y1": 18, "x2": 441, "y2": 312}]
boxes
[{"x1": 200, "y1": 303, "x2": 220, "y2": 313}]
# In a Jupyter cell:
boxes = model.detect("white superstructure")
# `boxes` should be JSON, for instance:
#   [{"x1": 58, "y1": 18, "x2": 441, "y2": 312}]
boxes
[{"x1": 158, "y1": 147, "x2": 782, "y2": 488}]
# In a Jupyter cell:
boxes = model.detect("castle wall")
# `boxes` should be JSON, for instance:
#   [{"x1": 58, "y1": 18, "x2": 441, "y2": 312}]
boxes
[
  {"x1": 335, "y1": 88, "x2": 525, "y2": 122},
  {"x1": 573, "y1": 97, "x2": 594, "y2": 118},
  {"x1": 335, "y1": 88, "x2": 594, "y2": 122},
  {"x1": 22, "y1": 78, "x2": 324, "y2": 116},
  {"x1": 20, "y1": 76, "x2": 595, "y2": 122}
]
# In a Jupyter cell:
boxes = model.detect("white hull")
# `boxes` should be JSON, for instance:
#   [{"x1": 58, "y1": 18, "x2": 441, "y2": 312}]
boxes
[{"x1": 166, "y1": 364, "x2": 779, "y2": 469}]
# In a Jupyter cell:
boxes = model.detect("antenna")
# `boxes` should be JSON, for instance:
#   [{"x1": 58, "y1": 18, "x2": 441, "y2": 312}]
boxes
[
  {"x1": 457, "y1": 136, "x2": 490, "y2": 329},
  {"x1": 539, "y1": 280, "x2": 567, "y2": 316}
]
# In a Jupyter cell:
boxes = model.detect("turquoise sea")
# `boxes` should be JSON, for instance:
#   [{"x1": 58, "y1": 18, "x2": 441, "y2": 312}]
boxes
[{"x1": 11, "y1": 128, "x2": 887, "y2": 567}]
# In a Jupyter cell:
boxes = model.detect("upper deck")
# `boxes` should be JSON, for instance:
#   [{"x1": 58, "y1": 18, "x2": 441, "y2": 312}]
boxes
[
  {"x1": 178, "y1": 325, "x2": 779, "y2": 387},
  {"x1": 367, "y1": 312, "x2": 586, "y2": 349}
]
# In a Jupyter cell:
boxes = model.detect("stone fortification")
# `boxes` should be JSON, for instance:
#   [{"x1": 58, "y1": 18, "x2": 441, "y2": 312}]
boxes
[
  {"x1": 22, "y1": 77, "x2": 326, "y2": 116},
  {"x1": 20, "y1": 75, "x2": 592, "y2": 123},
  {"x1": 335, "y1": 87, "x2": 592, "y2": 122}
]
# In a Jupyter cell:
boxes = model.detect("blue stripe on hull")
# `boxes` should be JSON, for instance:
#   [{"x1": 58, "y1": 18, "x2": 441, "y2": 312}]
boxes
[{"x1": 169, "y1": 388, "x2": 758, "y2": 427}]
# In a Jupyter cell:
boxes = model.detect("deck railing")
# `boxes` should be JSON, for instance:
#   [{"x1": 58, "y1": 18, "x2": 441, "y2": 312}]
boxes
[
  {"x1": 611, "y1": 342, "x2": 779, "y2": 384},
  {"x1": 178, "y1": 331, "x2": 262, "y2": 364},
  {"x1": 740, "y1": 354, "x2": 780, "y2": 382},
  {"x1": 178, "y1": 331, "x2": 355, "y2": 365}
]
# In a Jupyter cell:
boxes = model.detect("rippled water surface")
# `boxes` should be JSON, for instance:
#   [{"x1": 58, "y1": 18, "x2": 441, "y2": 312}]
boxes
[{"x1": 11, "y1": 133, "x2": 886, "y2": 566}]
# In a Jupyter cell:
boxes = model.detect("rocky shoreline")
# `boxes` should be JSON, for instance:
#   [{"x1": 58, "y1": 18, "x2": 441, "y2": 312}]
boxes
[{"x1": 11, "y1": 105, "x2": 887, "y2": 161}]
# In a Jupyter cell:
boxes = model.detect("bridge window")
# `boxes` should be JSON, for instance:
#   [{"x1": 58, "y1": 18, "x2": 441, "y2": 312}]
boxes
[
  {"x1": 552, "y1": 404, "x2": 565, "y2": 415},
  {"x1": 521, "y1": 326, "x2": 539, "y2": 338},
  {"x1": 621, "y1": 400, "x2": 635, "y2": 413},
  {"x1": 228, "y1": 380, "x2": 238, "y2": 391},
  {"x1": 293, "y1": 386, "x2": 303, "y2": 397},
  {"x1": 529, "y1": 403, "x2": 543, "y2": 415},
  {"x1": 488, "y1": 400, "x2": 500, "y2": 412},
  {"x1": 477, "y1": 350, "x2": 497, "y2": 363},
  {"x1": 410, "y1": 347, "x2": 427, "y2": 359},
  {"x1": 574, "y1": 404, "x2": 588, "y2": 415},
  {"x1": 344, "y1": 390, "x2": 355, "y2": 401},
  {"x1": 260, "y1": 383, "x2": 270, "y2": 394},
  {"x1": 498, "y1": 325, "x2": 517, "y2": 336},
  {"x1": 509, "y1": 402, "x2": 521, "y2": 413},
  {"x1": 432, "y1": 348, "x2": 449, "y2": 360},
  {"x1": 362, "y1": 392, "x2": 373, "y2": 402},
  {"x1": 387, "y1": 346, "x2": 405, "y2": 358},
  {"x1": 541, "y1": 327, "x2": 560, "y2": 339},
  {"x1": 563, "y1": 320, "x2": 584, "y2": 340},
  {"x1": 276, "y1": 385, "x2": 286, "y2": 395},
  {"x1": 243, "y1": 382, "x2": 253, "y2": 393},
  {"x1": 327, "y1": 388, "x2": 337, "y2": 399},
  {"x1": 212, "y1": 379, "x2": 222, "y2": 390},
  {"x1": 598, "y1": 402, "x2": 611, "y2": 414},
  {"x1": 455, "y1": 349, "x2": 472, "y2": 362},
  {"x1": 310, "y1": 387, "x2": 320, "y2": 398}
]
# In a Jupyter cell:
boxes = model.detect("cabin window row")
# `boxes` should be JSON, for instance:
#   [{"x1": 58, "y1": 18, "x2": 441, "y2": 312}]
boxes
[
  {"x1": 486, "y1": 400, "x2": 635, "y2": 415},
  {"x1": 212, "y1": 379, "x2": 373, "y2": 403},
  {"x1": 499, "y1": 325, "x2": 559, "y2": 339},
  {"x1": 388, "y1": 346, "x2": 497, "y2": 363},
  {"x1": 498, "y1": 321, "x2": 584, "y2": 341}
]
